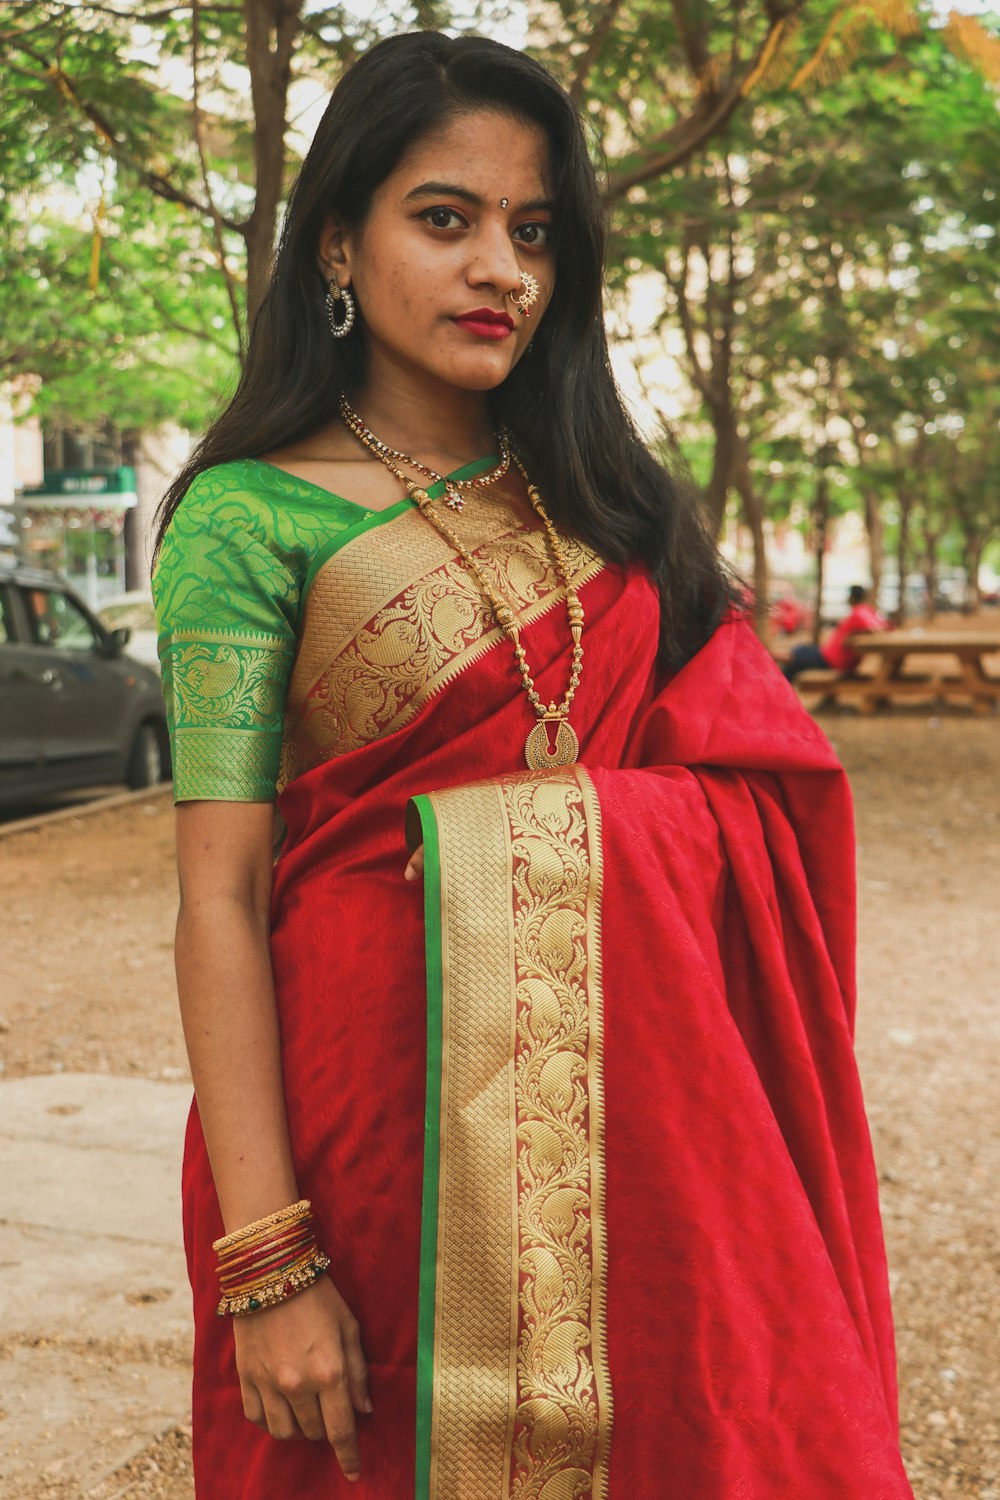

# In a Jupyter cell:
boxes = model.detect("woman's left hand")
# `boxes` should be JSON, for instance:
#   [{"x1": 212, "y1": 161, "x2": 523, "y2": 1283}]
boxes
[{"x1": 404, "y1": 844, "x2": 424, "y2": 882}]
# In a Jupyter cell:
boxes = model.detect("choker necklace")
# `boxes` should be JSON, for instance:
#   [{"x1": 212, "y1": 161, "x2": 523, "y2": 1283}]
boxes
[
  {"x1": 338, "y1": 400, "x2": 583, "y2": 768},
  {"x1": 339, "y1": 395, "x2": 511, "y2": 511}
]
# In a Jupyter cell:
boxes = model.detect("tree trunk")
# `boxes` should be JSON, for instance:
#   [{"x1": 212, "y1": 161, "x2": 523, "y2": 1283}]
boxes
[
  {"x1": 963, "y1": 535, "x2": 985, "y2": 613},
  {"x1": 243, "y1": 0, "x2": 304, "y2": 330},
  {"x1": 811, "y1": 471, "x2": 830, "y2": 645},
  {"x1": 862, "y1": 488, "x2": 883, "y2": 603},
  {"x1": 895, "y1": 493, "x2": 912, "y2": 626},
  {"x1": 733, "y1": 438, "x2": 770, "y2": 646},
  {"x1": 922, "y1": 536, "x2": 939, "y2": 623},
  {"x1": 702, "y1": 407, "x2": 736, "y2": 539}
]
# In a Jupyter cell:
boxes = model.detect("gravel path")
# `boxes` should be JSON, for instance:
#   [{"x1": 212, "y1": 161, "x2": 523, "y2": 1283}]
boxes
[{"x1": 2, "y1": 708, "x2": 997, "y2": 1498}]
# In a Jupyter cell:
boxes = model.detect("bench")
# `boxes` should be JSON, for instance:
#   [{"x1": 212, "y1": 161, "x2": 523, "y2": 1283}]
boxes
[
  {"x1": 795, "y1": 669, "x2": 945, "y2": 710},
  {"x1": 793, "y1": 634, "x2": 1000, "y2": 714}
]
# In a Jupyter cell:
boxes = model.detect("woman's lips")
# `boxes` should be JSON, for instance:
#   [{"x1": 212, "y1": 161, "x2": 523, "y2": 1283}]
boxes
[{"x1": 453, "y1": 316, "x2": 514, "y2": 340}]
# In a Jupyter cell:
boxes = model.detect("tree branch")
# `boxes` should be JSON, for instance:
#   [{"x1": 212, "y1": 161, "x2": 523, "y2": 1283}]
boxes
[
  {"x1": 42, "y1": 2, "x2": 243, "y2": 19},
  {"x1": 605, "y1": 2, "x2": 807, "y2": 200},
  {"x1": 192, "y1": 0, "x2": 244, "y2": 345},
  {"x1": 7, "y1": 30, "x2": 246, "y2": 232},
  {"x1": 242, "y1": 0, "x2": 303, "y2": 324},
  {"x1": 606, "y1": 79, "x2": 747, "y2": 199},
  {"x1": 97, "y1": 248, "x2": 237, "y2": 354},
  {"x1": 662, "y1": 245, "x2": 714, "y2": 401},
  {"x1": 569, "y1": 0, "x2": 627, "y2": 101},
  {"x1": 670, "y1": 0, "x2": 712, "y2": 79}
]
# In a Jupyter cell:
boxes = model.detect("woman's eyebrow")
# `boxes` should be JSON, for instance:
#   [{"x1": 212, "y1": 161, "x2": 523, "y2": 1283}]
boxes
[{"x1": 403, "y1": 180, "x2": 555, "y2": 212}]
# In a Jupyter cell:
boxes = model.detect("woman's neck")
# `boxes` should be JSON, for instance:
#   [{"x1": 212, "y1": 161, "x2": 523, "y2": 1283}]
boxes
[{"x1": 350, "y1": 362, "x2": 497, "y2": 466}]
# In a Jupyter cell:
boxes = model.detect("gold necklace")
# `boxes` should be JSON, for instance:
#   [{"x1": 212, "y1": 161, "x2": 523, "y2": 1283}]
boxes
[
  {"x1": 340, "y1": 404, "x2": 584, "y2": 768},
  {"x1": 339, "y1": 395, "x2": 511, "y2": 512}
]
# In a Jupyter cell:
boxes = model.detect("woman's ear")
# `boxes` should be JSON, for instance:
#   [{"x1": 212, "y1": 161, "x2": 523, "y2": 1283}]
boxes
[{"x1": 317, "y1": 213, "x2": 351, "y2": 283}]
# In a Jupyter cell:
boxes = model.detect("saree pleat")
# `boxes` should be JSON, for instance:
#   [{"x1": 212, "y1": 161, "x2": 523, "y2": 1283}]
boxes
[{"x1": 177, "y1": 493, "x2": 913, "y2": 1498}]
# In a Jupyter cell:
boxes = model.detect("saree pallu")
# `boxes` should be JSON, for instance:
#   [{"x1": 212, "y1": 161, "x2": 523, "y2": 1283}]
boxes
[{"x1": 181, "y1": 495, "x2": 914, "y2": 1497}]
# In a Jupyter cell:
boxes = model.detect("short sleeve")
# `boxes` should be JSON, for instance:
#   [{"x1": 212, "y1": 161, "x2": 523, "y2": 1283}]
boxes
[{"x1": 152, "y1": 478, "x2": 299, "y2": 802}]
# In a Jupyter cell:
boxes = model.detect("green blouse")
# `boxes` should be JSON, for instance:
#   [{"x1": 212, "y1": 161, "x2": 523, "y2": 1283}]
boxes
[{"x1": 152, "y1": 457, "x2": 494, "y2": 802}]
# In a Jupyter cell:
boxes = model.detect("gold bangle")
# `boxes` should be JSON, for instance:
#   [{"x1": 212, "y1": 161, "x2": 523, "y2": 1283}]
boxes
[
  {"x1": 216, "y1": 1226, "x2": 313, "y2": 1269},
  {"x1": 212, "y1": 1200, "x2": 311, "y2": 1254},
  {"x1": 221, "y1": 1250, "x2": 319, "y2": 1298},
  {"x1": 218, "y1": 1238, "x2": 314, "y2": 1284},
  {"x1": 216, "y1": 1253, "x2": 332, "y2": 1318}
]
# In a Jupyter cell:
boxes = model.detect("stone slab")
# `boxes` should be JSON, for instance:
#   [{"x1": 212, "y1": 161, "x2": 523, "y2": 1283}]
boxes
[
  {"x1": 0, "y1": 1074, "x2": 192, "y2": 1247},
  {"x1": 0, "y1": 1074, "x2": 194, "y2": 1495},
  {"x1": 0, "y1": 1342, "x2": 190, "y2": 1495}
]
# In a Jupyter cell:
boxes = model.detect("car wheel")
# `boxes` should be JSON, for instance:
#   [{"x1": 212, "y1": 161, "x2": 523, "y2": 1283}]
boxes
[{"x1": 128, "y1": 721, "x2": 166, "y2": 790}]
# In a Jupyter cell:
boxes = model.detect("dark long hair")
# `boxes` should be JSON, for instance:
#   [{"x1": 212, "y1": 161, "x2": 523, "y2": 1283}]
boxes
[{"x1": 154, "y1": 31, "x2": 735, "y2": 670}]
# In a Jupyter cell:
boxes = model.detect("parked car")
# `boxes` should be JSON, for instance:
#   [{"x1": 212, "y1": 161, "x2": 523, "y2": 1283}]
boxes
[
  {"x1": 0, "y1": 560, "x2": 170, "y2": 810},
  {"x1": 98, "y1": 590, "x2": 160, "y2": 671}
]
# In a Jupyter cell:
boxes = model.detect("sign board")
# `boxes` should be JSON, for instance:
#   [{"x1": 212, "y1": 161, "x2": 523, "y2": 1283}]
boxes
[{"x1": 20, "y1": 466, "x2": 138, "y2": 509}]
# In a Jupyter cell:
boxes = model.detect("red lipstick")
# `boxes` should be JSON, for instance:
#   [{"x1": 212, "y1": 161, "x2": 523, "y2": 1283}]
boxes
[{"x1": 453, "y1": 307, "x2": 515, "y2": 340}]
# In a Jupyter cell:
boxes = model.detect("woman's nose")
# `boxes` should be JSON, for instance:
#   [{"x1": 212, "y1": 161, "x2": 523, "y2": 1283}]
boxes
[{"x1": 467, "y1": 222, "x2": 522, "y2": 295}]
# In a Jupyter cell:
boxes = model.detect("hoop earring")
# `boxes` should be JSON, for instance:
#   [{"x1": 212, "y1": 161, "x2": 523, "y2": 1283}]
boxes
[
  {"x1": 507, "y1": 271, "x2": 539, "y2": 319},
  {"x1": 326, "y1": 280, "x2": 356, "y2": 338}
]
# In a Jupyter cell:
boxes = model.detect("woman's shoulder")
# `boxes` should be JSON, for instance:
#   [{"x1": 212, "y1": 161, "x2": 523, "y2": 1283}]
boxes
[
  {"x1": 163, "y1": 457, "x2": 359, "y2": 590},
  {"x1": 171, "y1": 459, "x2": 298, "y2": 546}
]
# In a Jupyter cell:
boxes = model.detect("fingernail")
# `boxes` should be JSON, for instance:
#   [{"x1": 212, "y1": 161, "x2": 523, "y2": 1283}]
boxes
[
  {"x1": 364, "y1": 1396, "x2": 374, "y2": 1413},
  {"x1": 404, "y1": 867, "x2": 415, "y2": 881},
  {"x1": 346, "y1": 1474, "x2": 360, "y2": 1483}
]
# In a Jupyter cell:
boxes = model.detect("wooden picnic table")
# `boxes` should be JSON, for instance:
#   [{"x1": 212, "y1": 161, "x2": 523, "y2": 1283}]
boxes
[{"x1": 796, "y1": 630, "x2": 1000, "y2": 714}]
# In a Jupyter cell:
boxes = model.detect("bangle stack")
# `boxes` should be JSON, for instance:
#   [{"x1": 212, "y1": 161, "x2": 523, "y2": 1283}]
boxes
[{"x1": 212, "y1": 1199, "x2": 331, "y2": 1318}]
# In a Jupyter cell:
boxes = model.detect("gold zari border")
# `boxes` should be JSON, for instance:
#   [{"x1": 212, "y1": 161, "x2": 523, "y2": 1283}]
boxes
[
  {"x1": 425, "y1": 767, "x2": 612, "y2": 1499},
  {"x1": 279, "y1": 493, "x2": 603, "y2": 786}
]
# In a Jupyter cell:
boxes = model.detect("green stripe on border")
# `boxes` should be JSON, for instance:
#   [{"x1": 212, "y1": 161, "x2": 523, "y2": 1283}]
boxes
[
  {"x1": 298, "y1": 454, "x2": 501, "y2": 607},
  {"x1": 411, "y1": 792, "x2": 443, "y2": 1500}
]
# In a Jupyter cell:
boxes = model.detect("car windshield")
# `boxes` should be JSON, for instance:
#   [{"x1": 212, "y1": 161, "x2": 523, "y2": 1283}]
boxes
[{"x1": 25, "y1": 587, "x2": 96, "y2": 650}]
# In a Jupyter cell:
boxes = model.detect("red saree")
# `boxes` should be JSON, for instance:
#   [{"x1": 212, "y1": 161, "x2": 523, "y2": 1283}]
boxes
[{"x1": 179, "y1": 487, "x2": 913, "y2": 1497}]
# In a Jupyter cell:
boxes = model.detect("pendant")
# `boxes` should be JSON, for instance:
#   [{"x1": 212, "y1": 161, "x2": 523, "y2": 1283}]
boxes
[
  {"x1": 444, "y1": 488, "x2": 464, "y2": 511},
  {"x1": 524, "y1": 715, "x2": 579, "y2": 769}
]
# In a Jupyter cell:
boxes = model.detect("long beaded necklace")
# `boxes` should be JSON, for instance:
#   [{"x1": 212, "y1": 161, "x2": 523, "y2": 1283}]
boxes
[
  {"x1": 339, "y1": 402, "x2": 584, "y2": 768},
  {"x1": 339, "y1": 395, "x2": 511, "y2": 512}
]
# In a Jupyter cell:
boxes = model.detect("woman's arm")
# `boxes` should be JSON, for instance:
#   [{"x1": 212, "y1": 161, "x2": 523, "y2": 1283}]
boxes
[
  {"x1": 174, "y1": 801, "x2": 371, "y2": 1481},
  {"x1": 175, "y1": 801, "x2": 296, "y2": 1226}
]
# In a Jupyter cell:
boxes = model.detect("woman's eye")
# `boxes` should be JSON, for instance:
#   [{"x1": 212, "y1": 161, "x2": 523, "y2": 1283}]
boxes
[
  {"x1": 421, "y1": 207, "x2": 465, "y2": 230},
  {"x1": 514, "y1": 222, "x2": 550, "y2": 248}
]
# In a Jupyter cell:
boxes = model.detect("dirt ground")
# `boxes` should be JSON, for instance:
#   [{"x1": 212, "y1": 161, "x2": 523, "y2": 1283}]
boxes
[{"x1": 2, "y1": 647, "x2": 998, "y2": 1497}]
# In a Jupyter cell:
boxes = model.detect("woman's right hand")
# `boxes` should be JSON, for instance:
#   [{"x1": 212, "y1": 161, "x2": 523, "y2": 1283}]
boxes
[{"x1": 233, "y1": 1274, "x2": 372, "y2": 1482}]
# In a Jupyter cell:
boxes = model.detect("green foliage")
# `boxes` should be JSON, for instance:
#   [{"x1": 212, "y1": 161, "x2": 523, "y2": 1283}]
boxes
[
  {"x1": 0, "y1": 0, "x2": 470, "y2": 431},
  {"x1": 571, "y1": 0, "x2": 1000, "y2": 589},
  {"x1": 2, "y1": 0, "x2": 998, "y2": 595}
]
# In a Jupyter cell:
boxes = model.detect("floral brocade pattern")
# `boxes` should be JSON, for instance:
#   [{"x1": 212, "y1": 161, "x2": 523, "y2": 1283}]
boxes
[
  {"x1": 158, "y1": 632, "x2": 294, "y2": 800},
  {"x1": 505, "y1": 776, "x2": 611, "y2": 1499},
  {"x1": 166, "y1": 636, "x2": 290, "y2": 727},
  {"x1": 280, "y1": 499, "x2": 603, "y2": 783},
  {"x1": 420, "y1": 770, "x2": 611, "y2": 1500},
  {"x1": 153, "y1": 463, "x2": 603, "y2": 800},
  {"x1": 151, "y1": 461, "x2": 367, "y2": 801}
]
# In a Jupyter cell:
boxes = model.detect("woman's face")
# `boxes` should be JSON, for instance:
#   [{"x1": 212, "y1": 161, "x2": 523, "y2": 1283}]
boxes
[{"x1": 320, "y1": 109, "x2": 556, "y2": 394}]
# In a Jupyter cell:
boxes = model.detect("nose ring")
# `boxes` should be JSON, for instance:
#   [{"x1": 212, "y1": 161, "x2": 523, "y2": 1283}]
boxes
[{"x1": 507, "y1": 271, "x2": 539, "y2": 319}]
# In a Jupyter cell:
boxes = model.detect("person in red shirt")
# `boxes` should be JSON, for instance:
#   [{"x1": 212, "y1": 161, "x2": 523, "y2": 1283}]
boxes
[{"x1": 783, "y1": 586, "x2": 889, "y2": 679}]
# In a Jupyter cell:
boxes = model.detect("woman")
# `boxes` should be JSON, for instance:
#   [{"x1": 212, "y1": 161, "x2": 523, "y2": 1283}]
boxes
[{"x1": 152, "y1": 31, "x2": 914, "y2": 1499}]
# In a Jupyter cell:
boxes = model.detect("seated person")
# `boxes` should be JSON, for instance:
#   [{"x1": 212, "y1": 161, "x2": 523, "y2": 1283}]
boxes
[{"x1": 783, "y1": 585, "x2": 889, "y2": 680}]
